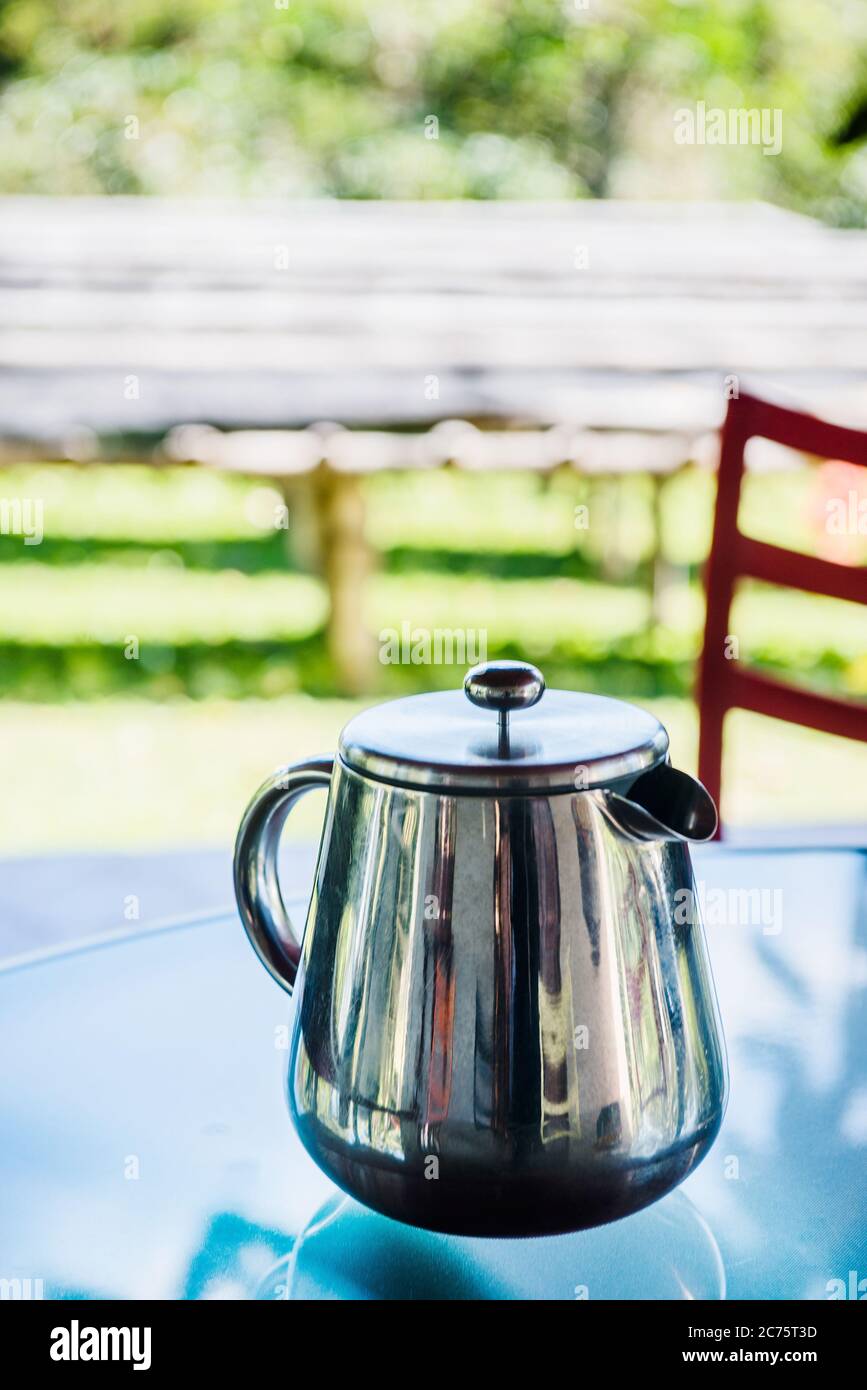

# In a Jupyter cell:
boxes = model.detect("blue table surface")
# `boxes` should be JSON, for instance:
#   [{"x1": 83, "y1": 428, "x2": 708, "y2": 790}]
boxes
[{"x1": 1, "y1": 843, "x2": 865, "y2": 1301}]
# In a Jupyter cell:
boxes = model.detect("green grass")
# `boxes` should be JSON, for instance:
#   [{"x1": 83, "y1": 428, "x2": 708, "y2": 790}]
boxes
[
  {"x1": 0, "y1": 459, "x2": 864, "y2": 849},
  {"x1": 0, "y1": 561, "x2": 326, "y2": 644},
  {"x1": 0, "y1": 557, "x2": 861, "y2": 700},
  {"x1": 0, "y1": 695, "x2": 864, "y2": 855},
  {"x1": 0, "y1": 464, "x2": 276, "y2": 541}
]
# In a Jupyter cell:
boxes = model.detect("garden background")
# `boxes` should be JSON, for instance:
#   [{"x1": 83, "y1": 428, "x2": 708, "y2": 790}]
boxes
[{"x1": 1, "y1": 0, "x2": 866, "y2": 852}]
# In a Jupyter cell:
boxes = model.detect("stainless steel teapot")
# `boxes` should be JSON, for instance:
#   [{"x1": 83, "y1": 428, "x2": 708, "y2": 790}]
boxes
[{"x1": 234, "y1": 661, "x2": 727, "y2": 1237}]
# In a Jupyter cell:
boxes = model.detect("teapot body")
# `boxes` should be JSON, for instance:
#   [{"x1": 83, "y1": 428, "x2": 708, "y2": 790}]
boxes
[{"x1": 287, "y1": 758, "x2": 726, "y2": 1237}]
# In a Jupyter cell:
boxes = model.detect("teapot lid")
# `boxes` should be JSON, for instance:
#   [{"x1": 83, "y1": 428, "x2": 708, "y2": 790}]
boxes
[{"x1": 338, "y1": 660, "x2": 668, "y2": 794}]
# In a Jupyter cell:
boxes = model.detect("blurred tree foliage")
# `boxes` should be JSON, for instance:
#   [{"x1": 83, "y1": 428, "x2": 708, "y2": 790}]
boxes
[{"x1": 0, "y1": 0, "x2": 865, "y2": 217}]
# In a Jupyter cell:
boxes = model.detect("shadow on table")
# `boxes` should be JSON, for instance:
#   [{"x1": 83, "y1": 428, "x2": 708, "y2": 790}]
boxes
[{"x1": 250, "y1": 1188, "x2": 725, "y2": 1301}]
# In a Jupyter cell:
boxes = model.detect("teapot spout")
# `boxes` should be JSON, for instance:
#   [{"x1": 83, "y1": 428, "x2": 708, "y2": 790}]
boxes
[{"x1": 599, "y1": 763, "x2": 718, "y2": 844}]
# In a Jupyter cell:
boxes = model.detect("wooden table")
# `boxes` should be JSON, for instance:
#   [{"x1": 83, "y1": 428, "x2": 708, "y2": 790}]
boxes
[
  {"x1": 3, "y1": 198, "x2": 867, "y2": 440},
  {"x1": 1, "y1": 840, "x2": 864, "y2": 1300}
]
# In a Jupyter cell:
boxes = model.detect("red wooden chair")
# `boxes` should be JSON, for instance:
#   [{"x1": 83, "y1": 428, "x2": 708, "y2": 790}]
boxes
[{"x1": 697, "y1": 390, "x2": 867, "y2": 833}]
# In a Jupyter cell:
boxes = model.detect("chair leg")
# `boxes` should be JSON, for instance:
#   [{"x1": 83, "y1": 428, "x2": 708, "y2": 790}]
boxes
[{"x1": 698, "y1": 694, "x2": 725, "y2": 839}]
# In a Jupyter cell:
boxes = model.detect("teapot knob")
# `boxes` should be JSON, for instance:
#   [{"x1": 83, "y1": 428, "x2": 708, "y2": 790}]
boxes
[
  {"x1": 464, "y1": 660, "x2": 546, "y2": 715},
  {"x1": 464, "y1": 662, "x2": 544, "y2": 755}
]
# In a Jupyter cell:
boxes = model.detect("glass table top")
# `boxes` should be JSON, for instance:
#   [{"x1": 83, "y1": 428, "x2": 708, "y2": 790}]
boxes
[{"x1": 0, "y1": 843, "x2": 864, "y2": 1300}]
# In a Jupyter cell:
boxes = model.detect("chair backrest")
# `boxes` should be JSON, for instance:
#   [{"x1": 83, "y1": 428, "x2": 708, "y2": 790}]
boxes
[{"x1": 697, "y1": 390, "x2": 867, "y2": 834}]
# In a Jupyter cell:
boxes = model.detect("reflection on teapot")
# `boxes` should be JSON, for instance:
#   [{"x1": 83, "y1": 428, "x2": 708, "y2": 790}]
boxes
[{"x1": 234, "y1": 661, "x2": 727, "y2": 1237}]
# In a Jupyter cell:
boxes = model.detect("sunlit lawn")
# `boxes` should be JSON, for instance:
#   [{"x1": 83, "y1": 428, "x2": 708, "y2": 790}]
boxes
[
  {"x1": 1, "y1": 461, "x2": 865, "y2": 852},
  {"x1": 1, "y1": 695, "x2": 865, "y2": 855}
]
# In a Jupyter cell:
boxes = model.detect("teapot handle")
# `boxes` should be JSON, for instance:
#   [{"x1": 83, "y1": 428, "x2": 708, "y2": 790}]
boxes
[{"x1": 233, "y1": 756, "x2": 334, "y2": 994}]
